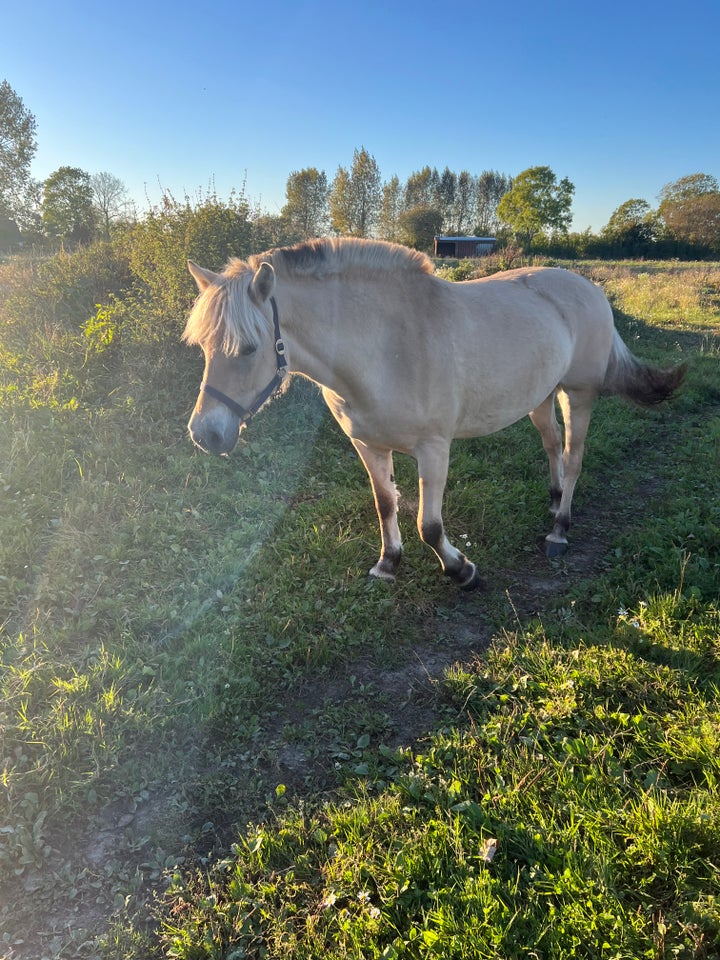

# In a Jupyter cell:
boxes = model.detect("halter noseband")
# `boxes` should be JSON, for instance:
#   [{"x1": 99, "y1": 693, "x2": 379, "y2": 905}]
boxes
[{"x1": 201, "y1": 296, "x2": 288, "y2": 426}]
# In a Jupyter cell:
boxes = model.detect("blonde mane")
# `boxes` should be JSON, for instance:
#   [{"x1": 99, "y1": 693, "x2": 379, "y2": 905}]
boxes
[{"x1": 183, "y1": 238, "x2": 436, "y2": 355}]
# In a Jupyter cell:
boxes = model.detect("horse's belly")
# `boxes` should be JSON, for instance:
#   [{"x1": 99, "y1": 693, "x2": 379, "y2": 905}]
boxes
[
  {"x1": 452, "y1": 354, "x2": 568, "y2": 438},
  {"x1": 454, "y1": 405, "x2": 530, "y2": 438}
]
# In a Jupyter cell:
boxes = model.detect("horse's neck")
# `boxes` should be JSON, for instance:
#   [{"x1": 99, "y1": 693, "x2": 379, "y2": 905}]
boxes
[{"x1": 279, "y1": 282, "x2": 348, "y2": 391}]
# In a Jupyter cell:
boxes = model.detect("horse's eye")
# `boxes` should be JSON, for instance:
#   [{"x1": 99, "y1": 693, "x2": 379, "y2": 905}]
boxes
[{"x1": 240, "y1": 343, "x2": 257, "y2": 357}]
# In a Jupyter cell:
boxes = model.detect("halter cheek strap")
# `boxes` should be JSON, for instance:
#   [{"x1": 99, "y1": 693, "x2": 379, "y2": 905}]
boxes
[{"x1": 201, "y1": 297, "x2": 288, "y2": 426}]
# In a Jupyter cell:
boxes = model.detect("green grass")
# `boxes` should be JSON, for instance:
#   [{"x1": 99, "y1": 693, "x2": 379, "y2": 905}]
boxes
[
  {"x1": 1, "y1": 254, "x2": 719, "y2": 959},
  {"x1": 156, "y1": 598, "x2": 720, "y2": 959}
]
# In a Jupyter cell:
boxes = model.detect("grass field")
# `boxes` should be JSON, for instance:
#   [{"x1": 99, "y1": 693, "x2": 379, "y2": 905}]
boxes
[{"x1": 1, "y1": 256, "x2": 719, "y2": 959}]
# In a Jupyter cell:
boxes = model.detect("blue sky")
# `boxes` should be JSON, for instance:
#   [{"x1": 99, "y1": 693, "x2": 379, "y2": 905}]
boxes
[{"x1": 3, "y1": 0, "x2": 719, "y2": 233}]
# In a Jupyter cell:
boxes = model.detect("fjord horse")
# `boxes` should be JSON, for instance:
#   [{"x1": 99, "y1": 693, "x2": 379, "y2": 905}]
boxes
[{"x1": 183, "y1": 239, "x2": 684, "y2": 588}]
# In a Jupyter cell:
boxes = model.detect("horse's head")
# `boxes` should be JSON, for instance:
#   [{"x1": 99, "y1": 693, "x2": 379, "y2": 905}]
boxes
[{"x1": 184, "y1": 259, "x2": 286, "y2": 455}]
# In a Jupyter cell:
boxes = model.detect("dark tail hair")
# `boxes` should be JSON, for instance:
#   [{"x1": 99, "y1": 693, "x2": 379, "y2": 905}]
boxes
[{"x1": 601, "y1": 330, "x2": 686, "y2": 406}]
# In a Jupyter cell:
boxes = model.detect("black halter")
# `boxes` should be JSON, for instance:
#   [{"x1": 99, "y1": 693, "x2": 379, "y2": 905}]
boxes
[{"x1": 201, "y1": 297, "x2": 288, "y2": 426}]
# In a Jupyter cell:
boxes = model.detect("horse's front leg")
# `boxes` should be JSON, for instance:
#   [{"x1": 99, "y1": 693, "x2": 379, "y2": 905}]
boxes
[
  {"x1": 415, "y1": 440, "x2": 481, "y2": 590},
  {"x1": 351, "y1": 438, "x2": 403, "y2": 581}
]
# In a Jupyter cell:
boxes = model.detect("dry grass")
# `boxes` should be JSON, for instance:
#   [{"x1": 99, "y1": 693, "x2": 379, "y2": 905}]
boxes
[{"x1": 570, "y1": 260, "x2": 720, "y2": 335}]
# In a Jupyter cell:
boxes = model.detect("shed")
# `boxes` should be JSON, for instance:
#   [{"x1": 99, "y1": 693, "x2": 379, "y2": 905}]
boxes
[{"x1": 434, "y1": 236, "x2": 496, "y2": 258}]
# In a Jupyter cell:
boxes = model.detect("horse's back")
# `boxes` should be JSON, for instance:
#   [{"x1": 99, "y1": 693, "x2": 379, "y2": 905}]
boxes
[
  {"x1": 468, "y1": 266, "x2": 610, "y2": 322},
  {"x1": 460, "y1": 267, "x2": 614, "y2": 368}
]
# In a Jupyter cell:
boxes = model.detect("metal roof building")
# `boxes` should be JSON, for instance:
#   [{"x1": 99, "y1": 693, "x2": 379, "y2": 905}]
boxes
[{"x1": 434, "y1": 236, "x2": 496, "y2": 258}]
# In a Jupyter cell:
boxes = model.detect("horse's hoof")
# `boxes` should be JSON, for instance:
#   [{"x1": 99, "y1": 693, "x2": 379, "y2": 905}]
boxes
[
  {"x1": 544, "y1": 537, "x2": 568, "y2": 559},
  {"x1": 460, "y1": 570, "x2": 483, "y2": 591},
  {"x1": 369, "y1": 563, "x2": 396, "y2": 583},
  {"x1": 456, "y1": 562, "x2": 482, "y2": 591}
]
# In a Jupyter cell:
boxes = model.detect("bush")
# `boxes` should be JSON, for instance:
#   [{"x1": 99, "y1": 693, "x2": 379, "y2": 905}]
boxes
[
  {"x1": 126, "y1": 190, "x2": 255, "y2": 322},
  {"x1": 435, "y1": 258, "x2": 477, "y2": 281},
  {"x1": 435, "y1": 247, "x2": 529, "y2": 281}
]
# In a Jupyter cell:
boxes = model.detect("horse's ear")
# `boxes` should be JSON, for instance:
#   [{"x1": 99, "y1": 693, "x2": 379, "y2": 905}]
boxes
[
  {"x1": 188, "y1": 260, "x2": 219, "y2": 292},
  {"x1": 250, "y1": 262, "x2": 275, "y2": 303}
]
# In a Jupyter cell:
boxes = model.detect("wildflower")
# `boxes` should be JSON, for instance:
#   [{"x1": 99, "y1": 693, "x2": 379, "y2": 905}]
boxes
[
  {"x1": 321, "y1": 892, "x2": 337, "y2": 909},
  {"x1": 480, "y1": 837, "x2": 499, "y2": 864},
  {"x1": 357, "y1": 890, "x2": 371, "y2": 904},
  {"x1": 369, "y1": 906, "x2": 381, "y2": 919}
]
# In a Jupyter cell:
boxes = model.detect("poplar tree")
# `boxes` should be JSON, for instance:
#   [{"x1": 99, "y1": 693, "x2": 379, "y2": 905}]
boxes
[
  {"x1": 476, "y1": 171, "x2": 511, "y2": 236},
  {"x1": 454, "y1": 171, "x2": 476, "y2": 235},
  {"x1": 328, "y1": 165, "x2": 354, "y2": 236},
  {"x1": 329, "y1": 148, "x2": 381, "y2": 237},
  {"x1": 403, "y1": 166, "x2": 439, "y2": 211},
  {"x1": 437, "y1": 167, "x2": 457, "y2": 231},
  {"x1": 283, "y1": 168, "x2": 328, "y2": 238},
  {"x1": 378, "y1": 175, "x2": 402, "y2": 242}
]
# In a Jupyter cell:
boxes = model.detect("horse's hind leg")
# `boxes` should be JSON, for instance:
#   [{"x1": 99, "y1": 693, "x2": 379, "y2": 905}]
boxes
[
  {"x1": 529, "y1": 391, "x2": 563, "y2": 516},
  {"x1": 415, "y1": 440, "x2": 480, "y2": 590},
  {"x1": 351, "y1": 439, "x2": 403, "y2": 581},
  {"x1": 543, "y1": 388, "x2": 594, "y2": 558}
]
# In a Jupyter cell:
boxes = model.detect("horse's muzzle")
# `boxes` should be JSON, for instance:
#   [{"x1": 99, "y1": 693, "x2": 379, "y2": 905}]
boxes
[{"x1": 188, "y1": 412, "x2": 240, "y2": 456}]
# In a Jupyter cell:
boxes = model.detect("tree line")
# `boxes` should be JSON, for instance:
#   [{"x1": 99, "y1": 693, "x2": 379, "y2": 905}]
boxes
[
  {"x1": 2, "y1": 79, "x2": 719, "y2": 259},
  {"x1": 280, "y1": 151, "x2": 513, "y2": 250}
]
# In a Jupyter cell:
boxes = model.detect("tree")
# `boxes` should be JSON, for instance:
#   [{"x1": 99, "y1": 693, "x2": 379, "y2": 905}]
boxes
[
  {"x1": 282, "y1": 167, "x2": 328, "y2": 239},
  {"x1": 601, "y1": 198, "x2": 657, "y2": 256},
  {"x1": 0, "y1": 80, "x2": 37, "y2": 221},
  {"x1": 403, "y1": 166, "x2": 439, "y2": 211},
  {"x1": 328, "y1": 147, "x2": 382, "y2": 237},
  {"x1": 497, "y1": 166, "x2": 574, "y2": 249},
  {"x1": 476, "y1": 171, "x2": 511, "y2": 236},
  {"x1": 658, "y1": 173, "x2": 720, "y2": 251},
  {"x1": 41, "y1": 166, "x2": 96, "y2": 244},
  {"x1": 687, "y1": 193, "x2": 720, "y2": 252},
  {"x1": 437, "y1": 167, "x2": 457, "y2": 232},
  {"x1": 396, "y1": 206, "x2": 443, "y2": 251},
  {"x1": 659, "y1": 172, "x2": 718, "y2": 205},
  {"x1": 378, "y1": 175, "x2": 402, "y2": 242},
  {"x1": 454, "y1": 171, "x2": 476, "y2": 236},
  {"x1": 328, "y1": 165, "x2": 353, "y2": 236},
  {"x1": 91, "y1": 171, "x2": 128, "y2": 239}
]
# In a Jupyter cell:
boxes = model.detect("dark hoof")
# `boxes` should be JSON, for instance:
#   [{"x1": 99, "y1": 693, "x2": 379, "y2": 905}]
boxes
[
  {"x1": 452, "y1": 561, "x2": 482, "y2": 591},
  {"x1": 460, "y1": 569, "x2": 483, "y2": 591},
  {"x1": 544, "y1": 538, "x2": 568, "y2": 559}
]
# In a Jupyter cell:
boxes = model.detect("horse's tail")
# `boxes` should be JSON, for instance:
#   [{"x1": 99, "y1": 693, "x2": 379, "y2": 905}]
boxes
[{"x1": 601, "y1": 330, "x2": 686, "y2": 406}]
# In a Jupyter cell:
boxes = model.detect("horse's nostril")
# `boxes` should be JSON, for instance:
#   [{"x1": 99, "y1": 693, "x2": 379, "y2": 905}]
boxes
[
  {"x1": 206, "y1": 430, "x2": 223, "y2": 452},
  {"x1": 189, "y1": 426, "x2": 219, "y2": 454}
]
